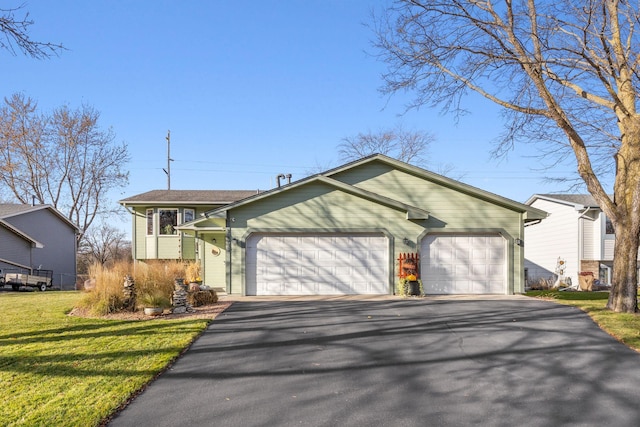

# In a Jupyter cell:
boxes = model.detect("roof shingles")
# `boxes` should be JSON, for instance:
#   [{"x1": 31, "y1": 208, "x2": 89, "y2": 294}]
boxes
[{"x1": 119, "y1": 189, "x2": 259, "y2": 205}]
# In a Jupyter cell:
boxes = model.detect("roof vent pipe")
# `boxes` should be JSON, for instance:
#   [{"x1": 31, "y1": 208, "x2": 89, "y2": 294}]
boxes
[
  {"x1": 285, "y1": 173, "x2": 292, "y2": 184},
  {"x1": 276, "y1": 174, "x2": 286, "y2": 188}
]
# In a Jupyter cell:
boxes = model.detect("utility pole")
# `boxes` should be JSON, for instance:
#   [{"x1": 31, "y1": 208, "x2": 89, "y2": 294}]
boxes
[{"x1": 162, "y1": 130, "x2": 173, "y2": 190}]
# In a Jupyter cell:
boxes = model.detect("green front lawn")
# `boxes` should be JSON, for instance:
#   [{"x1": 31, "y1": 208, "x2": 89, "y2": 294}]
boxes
[
  {"x1": 3, "y1": 290, "x2": 639, "y2": 426},
  {"x1": 0, "y1": 291, "x2": 213, "y2": 426},
  {"x1": 525, "y1": 290, "x2": 640, "y2": 351}
]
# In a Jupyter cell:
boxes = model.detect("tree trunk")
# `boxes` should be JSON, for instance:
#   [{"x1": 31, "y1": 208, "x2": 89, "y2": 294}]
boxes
[
  {"x1": 607, "y1": 220, "x2": 639, "y2": 313},
  {"x1": 606, "y1": 112, "x2": 640, "y2": 313}
]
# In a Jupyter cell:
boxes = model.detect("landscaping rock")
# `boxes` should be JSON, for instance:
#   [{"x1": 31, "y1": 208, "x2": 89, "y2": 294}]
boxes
[
  {"x1": 122, "y1": 275, "x2": 136, "y2": 311},
  {"x1": 171, "y1": 280, "x2": 194, "y2": 313}
]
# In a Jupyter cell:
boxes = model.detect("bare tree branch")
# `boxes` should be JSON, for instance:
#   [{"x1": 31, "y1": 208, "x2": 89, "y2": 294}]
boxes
[
  {"x1": 78, "y1": 222, "x2": 131, "y2": 273},
  {"x1": 338, "y1": 124, "x2": 435, "y2": 166},
  {"x1": 0, "y1": 93, "x2": 129, "y2": 245},
  {"x1": 375, "y1": 0, "x2": 640, "y2": 312},
  {"x1": 0, "y1": 4, "x2": 65, "y2": 59}
]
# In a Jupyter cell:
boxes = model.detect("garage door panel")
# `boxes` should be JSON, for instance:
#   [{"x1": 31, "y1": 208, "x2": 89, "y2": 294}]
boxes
[
  {"x1": 422, "y1": 234, "x2": 506, "y2": 294},
  {"x1": 454, "y1": 280, "x2": 471, "y2": 293},
  {"x1": 471, "y1": 264, "x2": 486, "y2": 276},
  {"x1": 335, "y1": 266, "x2": 351, "y2": 276},
  {"x1": 246, "y1": 233, "x2": 388, "y2": 295}
]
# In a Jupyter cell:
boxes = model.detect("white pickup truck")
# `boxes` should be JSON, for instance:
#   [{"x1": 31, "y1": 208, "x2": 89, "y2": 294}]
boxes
[{"x1": 0, "y1": 269, "x2": 53, "y2": 291}]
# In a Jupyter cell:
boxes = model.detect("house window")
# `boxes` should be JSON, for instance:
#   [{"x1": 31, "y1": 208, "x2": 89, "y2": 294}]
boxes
[
  {"x1": 159, "y1": 209, "x2": 178, "y2": 235},
  {"x1": 184, "y1": 208, "x2": 194, "y2": 224},
  {"x1": 146, "y1": 209, "x2": 153, "y2": 235},
  {"x1": 605, "y1": 217, "x2": 615, "y2": 235}
]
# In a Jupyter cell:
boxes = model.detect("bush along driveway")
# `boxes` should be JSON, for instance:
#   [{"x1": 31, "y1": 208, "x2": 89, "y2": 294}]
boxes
[{"x1": 108, "y1": 298, "x2": 640, "y2": 427}]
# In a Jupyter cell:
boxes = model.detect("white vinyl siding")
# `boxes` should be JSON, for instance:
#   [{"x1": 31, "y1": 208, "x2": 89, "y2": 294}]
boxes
[
  {"x1": 581, "y1": 217, "x2": 595, "y2": 260},
  {"x1": 524, "y1": 199, "x2": 581, "y2": 287},
  {"x1": 604, "y1": 239, "x2": 615, "y2": 260}
]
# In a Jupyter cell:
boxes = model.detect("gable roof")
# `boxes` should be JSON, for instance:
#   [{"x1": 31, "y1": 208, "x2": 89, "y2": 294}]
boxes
[
  {"x1": 327, "y1": 155, "x2": 546, "y2": 219},
  {"x1": 191, "y1": 154, "x2": 546, "y2": 223},
  {"x1": 0, "y1": 218, "x2": 44, "y2": 248},
  {"x1": 119, "y1": 189, "x2": 259, "y2": 206},
  {"x1": 526, "y1": 194, "x2": 606, "y2": 209},
  {"x1": 0, "y1": 204, "x2": 80, "y2": 232},
  {"x1": 196, "y1": 175, "x2": 430, "y2": 220}
]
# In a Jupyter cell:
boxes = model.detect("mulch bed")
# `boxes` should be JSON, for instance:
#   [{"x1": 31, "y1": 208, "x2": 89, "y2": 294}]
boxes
[{"x1": 68, "y1": 301, "x2": 233, "y2": 321}]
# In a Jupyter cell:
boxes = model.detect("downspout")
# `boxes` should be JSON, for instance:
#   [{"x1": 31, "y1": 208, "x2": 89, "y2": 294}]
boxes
[
  {"x1": 578, "y1": 215, "x2": 583, "y2": 281},
  {"x1": 122, "y1": 204, "x2": 137, "y2": 261},
  {"x1": 577, "y1": 207, "x2": 594, "y2": 280},
  {"x1": 225, "y1": 214, "x2": 232, "y2": 295}
]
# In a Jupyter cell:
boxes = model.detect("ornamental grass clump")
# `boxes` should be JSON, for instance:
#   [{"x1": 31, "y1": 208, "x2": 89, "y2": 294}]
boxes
[
  {"x1": 138, "y1": 290, "x2": 172, "y2": 309},
  {"x1": 184, "y1": 261, "x2": 201, "y2": 283},
  {"x1": 133, "y1": 260, "x2": 184, "y2": 305},
  {"x1": 76, "y1": 260, "x2": 191, "y2": 315},
  {"x1": 76, "y1": 261, "x2": 132, "y2": 315}
]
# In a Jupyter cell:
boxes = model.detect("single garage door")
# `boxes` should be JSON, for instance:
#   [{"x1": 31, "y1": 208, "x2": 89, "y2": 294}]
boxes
[
  {"x1": 246, "y1": 233, "x2": 389, "y2": 295},
  {"x1": 421, "y1": 234, "x2": 506, "y2": 294}
]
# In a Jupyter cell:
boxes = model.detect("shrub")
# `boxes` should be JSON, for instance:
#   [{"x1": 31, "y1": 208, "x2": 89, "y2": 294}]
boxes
[
  {"x1": 76, "y1": 260, "x2": 220, "y2": 315},
  {"x1": 138, "y1": 290, "x2": 172, "y2": 309},
  {"x1": 187, "y1": 290, "x2": 218, "y2": 307},
  {"x1": 76, "y1": 260, "x2": 193, "y2": 315},
  {"x1": 396, "y1": 278, "x2": 424, "y2": 296},
  {"x1": 76, "y1": 261, "x2": 132, "y2": 315},
  {"x1": 184, "y1": 261, "x2": 201, "y2": 283}
]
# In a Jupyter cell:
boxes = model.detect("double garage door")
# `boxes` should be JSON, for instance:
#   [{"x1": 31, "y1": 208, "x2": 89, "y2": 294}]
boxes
[
  {"x1": 420, "y1": 234, "x2": 507, "y2": 294},
  {"x1": 246, "y1": 233, "x2": 388, "y2": 295},
  {"x1": 245, "y1": 233, "x2": 507, "y2": 295}
]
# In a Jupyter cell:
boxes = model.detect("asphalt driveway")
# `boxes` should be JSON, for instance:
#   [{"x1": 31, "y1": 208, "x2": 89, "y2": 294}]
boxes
[{"x1": 109, "y1": 298, "x2": 640, "y2": 426}]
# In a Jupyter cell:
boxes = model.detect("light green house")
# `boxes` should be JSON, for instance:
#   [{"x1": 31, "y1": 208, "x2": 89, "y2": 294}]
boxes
[
  {"x1": 118, "y1": 190, "x2": 259, "y2": 287},
  {"x1": 160, "y1": 154, "x2": 545, "y2": 296}
]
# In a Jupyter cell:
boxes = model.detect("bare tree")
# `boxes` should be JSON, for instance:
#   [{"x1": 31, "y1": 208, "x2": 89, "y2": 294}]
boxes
[
  {"x1": 78, "y1": 222, "x2": 131, "y2": 273},
  {"x1": 0, "y1": 93, "x2": 129, "y2": 244},
  {"x1": 338, "y1": 125, "x2": 434, "y2": 166},
  {"x1": 0, "y1": 4, "x2": 64, "y2": 58},
  {"x1": 375, "y1": 0, "x2": 640, "y2": 312}
]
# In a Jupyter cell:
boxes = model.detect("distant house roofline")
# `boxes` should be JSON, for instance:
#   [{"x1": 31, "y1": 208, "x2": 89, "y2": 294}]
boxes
[
  {"x1": 526, "y1": 193, "x2": 610, "y2": 210},
  {"x1": 118, "y1": 189, "x2": 260, "y2": 206},
  {"x1": 0, "y1": 203, "x2": 79, "y2": 233}
]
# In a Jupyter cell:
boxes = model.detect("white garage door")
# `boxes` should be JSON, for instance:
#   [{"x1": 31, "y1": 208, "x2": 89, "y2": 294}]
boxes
[
  {"x1": 246, "y1": 233, "x2": 389, "y2": 295},
  {"x1": 421, "y1": 234, "x2": 506, "y2": 294}
]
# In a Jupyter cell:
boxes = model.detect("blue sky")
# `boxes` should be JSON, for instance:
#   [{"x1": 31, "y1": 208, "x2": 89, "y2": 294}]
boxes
[{"x1": 3, "y1": 1, "x2": 578, "y2": 227}]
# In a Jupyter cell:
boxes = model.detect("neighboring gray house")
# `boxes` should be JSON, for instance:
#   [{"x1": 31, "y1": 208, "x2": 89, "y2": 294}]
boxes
[
  {"x1": 0, "y1": 204, "x2": 79, "y2": 289},
  {"x1": 0, "y1": 218, "x2": 44, "y2": 273},
  {"x1": 524, "y1": 194, "x2": 616, "y2": 288}
]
